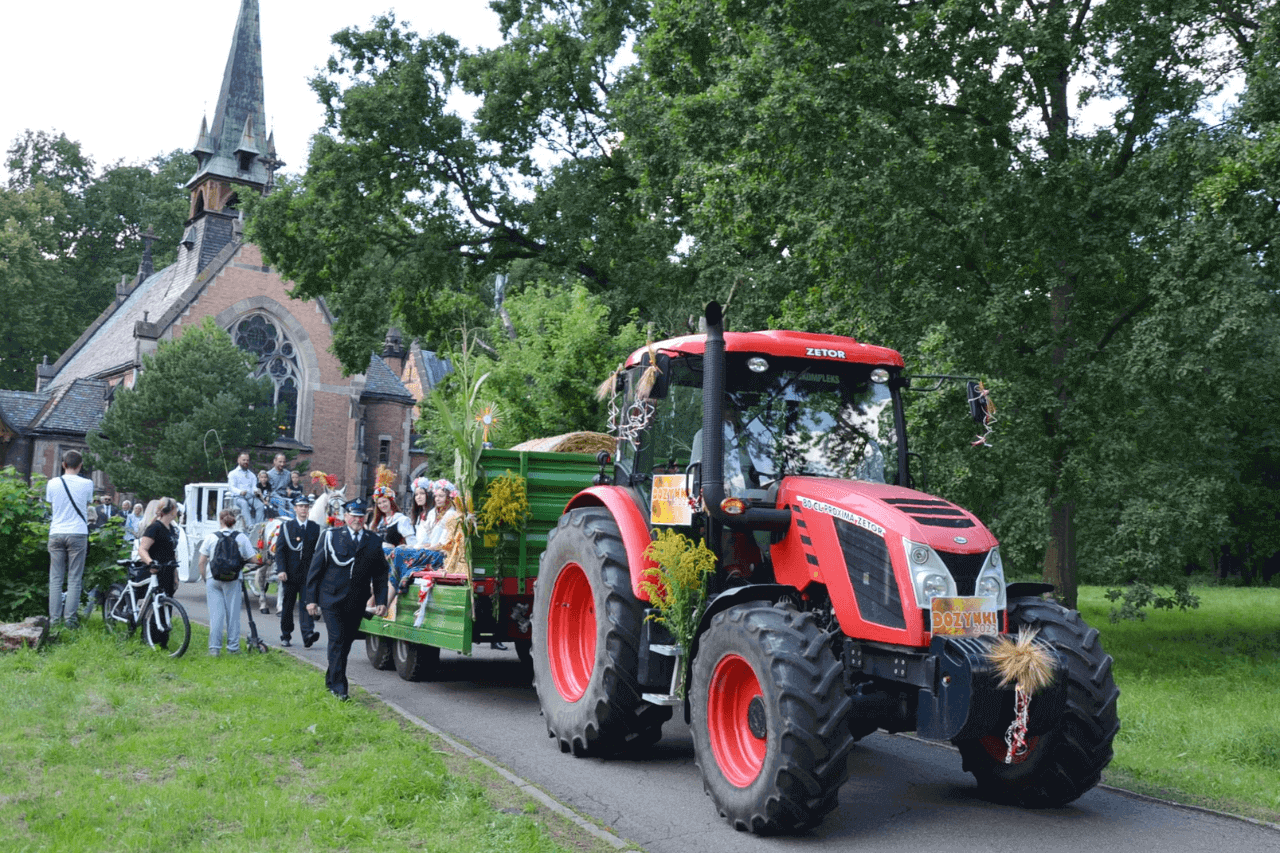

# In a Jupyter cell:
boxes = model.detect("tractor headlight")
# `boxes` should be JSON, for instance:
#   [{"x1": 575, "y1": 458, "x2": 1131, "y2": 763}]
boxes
[
  {"x1": 974, "y1": 547, "x2": 1007, "y2": 609},
  {"x1": 922, "y1": 573, "x2": 952, "y2": 598},
  {"x1": 903, "y1": 538, "x2": 957, "y2": 606}
]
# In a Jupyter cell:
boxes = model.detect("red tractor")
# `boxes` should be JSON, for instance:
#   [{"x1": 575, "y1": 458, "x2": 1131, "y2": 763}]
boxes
[{"x1": 531, "y1": 303, "x2": 1119, "y2": 833}]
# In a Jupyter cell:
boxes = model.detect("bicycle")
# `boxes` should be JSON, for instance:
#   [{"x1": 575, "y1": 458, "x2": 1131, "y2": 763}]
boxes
[{"x1": 102, "y1": 560, "x2": 191, "y2": 658}]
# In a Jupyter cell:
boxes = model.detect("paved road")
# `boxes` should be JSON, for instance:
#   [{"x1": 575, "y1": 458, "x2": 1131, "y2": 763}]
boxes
[{"x1": 174, "y1": 582, "x2": 1280, "y2": 853}]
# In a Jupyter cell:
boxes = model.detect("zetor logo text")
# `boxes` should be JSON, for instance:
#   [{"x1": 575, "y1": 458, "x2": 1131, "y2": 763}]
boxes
[{"x1": 806, "y1": 347, "x2": 847, "y2": 359}]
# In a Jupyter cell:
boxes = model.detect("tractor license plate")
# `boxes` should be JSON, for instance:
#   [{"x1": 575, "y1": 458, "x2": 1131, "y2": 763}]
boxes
[{"x1": 931, "y1": 597, "x2": 999, "y2": 636}]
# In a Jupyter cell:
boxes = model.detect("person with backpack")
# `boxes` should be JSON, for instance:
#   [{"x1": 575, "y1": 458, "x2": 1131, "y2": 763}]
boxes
[{"x1": 198, "y1": 509, "x2": 256, "y2": 656}]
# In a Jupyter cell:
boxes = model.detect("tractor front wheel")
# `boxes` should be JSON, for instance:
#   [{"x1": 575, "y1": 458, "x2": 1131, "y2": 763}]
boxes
[
  {"x1": 957, "y1": 596, "x2": 1120, "y2": 807},
  {"x1": 532, "y1": 508, "x2": 669, "y2": 756},
  {"x1": 690, "y1": 601, "x2": 854, "y2": 834}
]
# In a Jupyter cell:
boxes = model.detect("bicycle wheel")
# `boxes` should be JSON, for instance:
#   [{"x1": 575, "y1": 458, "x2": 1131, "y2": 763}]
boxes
[
  {"x1": 143, "y1": 595, "x2": 191, "y2": 658},
  {"x1": 102, "y1": 584, "x2": 133, "y2": 637}
]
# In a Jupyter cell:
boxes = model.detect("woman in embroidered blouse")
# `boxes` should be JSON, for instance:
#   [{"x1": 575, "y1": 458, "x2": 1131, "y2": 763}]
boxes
[
  {"x1": 387, "y1": 479, "x2": 459, "y2": 597},
  {"x1": 370, "y1": 487, "x2": 415, "y2": 545}
]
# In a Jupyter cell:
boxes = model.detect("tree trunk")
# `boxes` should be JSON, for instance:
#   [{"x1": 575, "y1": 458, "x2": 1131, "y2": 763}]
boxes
[
  {"x1": 1043, "y1": 271, "x2": 1077, "y2": 608},
  {"x1": 1042, "y1": 496, "x2": 1077, "y2": 609}
]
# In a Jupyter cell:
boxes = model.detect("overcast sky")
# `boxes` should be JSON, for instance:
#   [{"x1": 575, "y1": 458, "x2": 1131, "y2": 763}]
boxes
[{"x1": 0, "y1": 0, "x2": 503, "y2": 180}]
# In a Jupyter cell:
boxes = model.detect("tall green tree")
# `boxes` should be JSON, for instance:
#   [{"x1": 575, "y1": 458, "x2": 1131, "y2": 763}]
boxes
[
  {"x1": 0, "y1": 182, "x2": 75, "y2": 388},
  {"x1": 246, "y1": 3, "x2": 688, "y2": 372},
  {"x1": 415, "y1": 282, "x2": 644, "y2": 464},
  {"x1": 2, "y1": 131, "x2": 192, "y2": 389},
  {"x1": 87, "y1": 319, "x2": 284, "y2": 497},
  {"x1": 630, "y1": 0, "x2": 1279, "y2": 606}
]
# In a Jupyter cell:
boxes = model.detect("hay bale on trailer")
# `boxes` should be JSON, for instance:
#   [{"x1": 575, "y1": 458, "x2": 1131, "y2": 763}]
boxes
[{"x1": 509, "y1": 432, "x2": 615, "y2": 455}]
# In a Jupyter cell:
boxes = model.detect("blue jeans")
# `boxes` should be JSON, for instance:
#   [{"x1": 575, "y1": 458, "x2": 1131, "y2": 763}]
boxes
[
  {"x1": 206, "y1": 577, "x2": 243, "y2": 653},
  {"x1": 48, "y1": 533, "x2": 89, "y2": 627},
  {"x1": 267, "y1": 495, "x2": 293, "y2": 519},
  {"x1": 234, "y1": 495, "x2": 265, "y2": 526}
]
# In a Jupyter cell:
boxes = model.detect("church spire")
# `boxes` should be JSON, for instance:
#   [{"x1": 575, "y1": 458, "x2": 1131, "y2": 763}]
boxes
[{"x1": 186, "y1": 0, "x2": 269, "y2": 192}]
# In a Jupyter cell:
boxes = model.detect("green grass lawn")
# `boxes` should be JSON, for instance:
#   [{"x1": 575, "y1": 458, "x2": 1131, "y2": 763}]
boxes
[
  {"x1": 3, "y1": 586, "x2": 1277, "y2": 850},
  {"x1": 1078, "y1": 585, "x2": 1280, "y2": 823},
  {"x1": 0, "y1": 626, "x2": 624, "y2": 853}
]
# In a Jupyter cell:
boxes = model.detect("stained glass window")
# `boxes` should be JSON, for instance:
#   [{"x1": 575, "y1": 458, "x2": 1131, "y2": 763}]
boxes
[{"x1": 229, "y1": 313, "x2": 300, "y2": 438}]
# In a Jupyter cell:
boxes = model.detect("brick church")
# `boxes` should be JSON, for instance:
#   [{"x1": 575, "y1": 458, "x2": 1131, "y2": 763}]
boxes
[{"x1": 0, "y1": 0, "x2": 450, "y2": 499}]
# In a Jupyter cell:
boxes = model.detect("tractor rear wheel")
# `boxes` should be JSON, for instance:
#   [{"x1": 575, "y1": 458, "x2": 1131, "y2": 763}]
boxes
[
  {"x1": 957, "y1": 596, "x2": 1120, "y2": 807},
  {"x1": 690, "y1": 601, "x2": 854, "y2": 834},
  {"x1": 532, "y1": 508, "x2": 669, "y2": 756}
]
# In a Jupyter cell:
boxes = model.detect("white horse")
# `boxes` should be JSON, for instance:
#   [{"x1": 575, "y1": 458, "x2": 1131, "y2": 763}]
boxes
[{"x1": 309, "y1": 484, "x2": 347, "y2": 529}]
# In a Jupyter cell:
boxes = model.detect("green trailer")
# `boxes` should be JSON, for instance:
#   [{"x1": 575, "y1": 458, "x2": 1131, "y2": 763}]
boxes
[{"x1": 360, "y1": 447, "x2": 600, "y2": 681}]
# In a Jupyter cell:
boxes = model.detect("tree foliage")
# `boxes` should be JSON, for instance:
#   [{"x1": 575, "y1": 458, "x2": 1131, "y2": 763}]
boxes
[
  {"x1": 246, "y1": 3, "x2": 690, "y2": 371},
  {"x1": 632, "y1": 0, "x2": 1280, "y2": 607},
  {"x1": 247, "y1": 0, "x2": 1280, "y2": 613},
  {"x1": 86, "y1": 319, "x2": 284, "y2": 498},
  {"x1": 1, "y1": 130, "x2": 191, "y2": 390}
]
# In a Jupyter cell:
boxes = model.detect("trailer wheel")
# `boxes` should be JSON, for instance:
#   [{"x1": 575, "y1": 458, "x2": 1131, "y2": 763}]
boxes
[
  {"x1": 365, "y1": 634, "x2": 394, "y2": 670},
  {"x1": 690, "y1": 601, "x2": 854, "y2": 833},
  {"x1": 957, "y1": 596, "x2": 1120, "y2": 807},
  {"x1": 393, "y1": 638, "x2": 440, "y2": 682},
  {"x1": 532, "y1": 508, "x2": 669, "y2": 756}
]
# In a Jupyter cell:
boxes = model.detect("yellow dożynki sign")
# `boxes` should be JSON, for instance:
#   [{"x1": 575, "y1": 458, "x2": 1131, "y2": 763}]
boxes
[
  {"x1": 650, "y1": 474, "x2": 692, "y2": 526},
  {"x1": 930, "y1": 597, "x2": 999, "y2": 636}
]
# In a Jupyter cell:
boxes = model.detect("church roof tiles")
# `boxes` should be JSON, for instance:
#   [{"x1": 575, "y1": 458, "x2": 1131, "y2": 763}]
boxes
[{"x1": 362, "y1": 354, "x2": 416, "y2": 404}]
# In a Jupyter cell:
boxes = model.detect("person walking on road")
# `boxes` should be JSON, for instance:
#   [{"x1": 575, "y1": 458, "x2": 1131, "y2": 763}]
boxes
[
  {"x1": 305, "y1": 498, "x2": 388, "y2": 700},
  {"x1": 276, "y1": 495, "x2": 321, "y2": 649},
  {"x1": 45, "y1": 449, "x2": 93, "y2": 629},
  {"x1": 198, "y1": 509, "x2": 256, "y2": 655}
]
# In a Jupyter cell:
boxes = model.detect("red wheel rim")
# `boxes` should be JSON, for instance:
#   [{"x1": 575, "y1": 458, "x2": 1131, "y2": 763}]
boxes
[
  {"x1": 548, "y1": 563, "x2": 596, "y2": 702},
  {"x1": 979, "y1": 734, "x2": 1040, "y2": 765},
  {"x1": 707, "y1": 654, "x2": 766, "y2": 787}
]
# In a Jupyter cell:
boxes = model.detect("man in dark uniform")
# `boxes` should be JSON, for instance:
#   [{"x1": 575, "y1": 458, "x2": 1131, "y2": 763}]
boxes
[
  {"x1": 275, "y1": 494, "x2": 321, "y2": 649},
  {"x1": 305, "y1": 499, "x2": 388, "y2": 699}
]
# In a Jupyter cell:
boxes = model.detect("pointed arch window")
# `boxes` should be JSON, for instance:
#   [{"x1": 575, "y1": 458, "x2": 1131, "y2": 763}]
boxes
[{"x1": 229, "y1": 312, "x2": 300, "y2": 438}]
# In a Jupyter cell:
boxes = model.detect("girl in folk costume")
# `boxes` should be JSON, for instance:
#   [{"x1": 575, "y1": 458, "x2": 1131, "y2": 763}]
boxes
[
  {"x1": 386, "y1": 477, "x2": 464, "y2": 597},
  {"x1": 370, "y1": 466, "x2": 414, "y2": 545}
]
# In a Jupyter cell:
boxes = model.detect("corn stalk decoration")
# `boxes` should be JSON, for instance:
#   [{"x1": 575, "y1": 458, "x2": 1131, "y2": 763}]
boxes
[{"x1": 430, "y1": 329, "x2": 497, "y2": 567}]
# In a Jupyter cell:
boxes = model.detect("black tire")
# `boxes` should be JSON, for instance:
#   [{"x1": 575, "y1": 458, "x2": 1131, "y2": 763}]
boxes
[
  {"x1": 957, "y1": 596, "x2": 1120, "y2": 807},
  {"x1": 393, "y1": 638, "x2": 440, "y2": 681},
  {"x1": 102, "y1": 583, "x2": 132, "y2": 636},
  {"x1": 514, "y1": 638, "x2": 533, "y2": 668},
  {"x1": 366, "y1": 634, "x2": 395, "y2": 670},
  {"x1": 142, "y1": 595, "x2": 191, "y2": 658},
  {"x1": 690, "y1": 601, "x2": 854, "y2": 834},
  {"x1": 532, "y1": 508, "x2": 670, "y2": 757}
]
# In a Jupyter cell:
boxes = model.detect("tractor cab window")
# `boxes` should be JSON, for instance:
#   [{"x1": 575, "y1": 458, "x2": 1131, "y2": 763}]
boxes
[
  {"x1": 726, "y1": 357, "x2": 895, "y2": 486},
  {"x1": 616, "y1": 355, "x2": 704, "y2": 506}
]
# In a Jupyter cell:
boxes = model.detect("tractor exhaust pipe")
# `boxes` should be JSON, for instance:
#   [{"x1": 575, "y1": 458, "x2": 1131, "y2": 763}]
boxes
[{"x1": 700, "y1": 302, "x2": 790, "y2": 533}]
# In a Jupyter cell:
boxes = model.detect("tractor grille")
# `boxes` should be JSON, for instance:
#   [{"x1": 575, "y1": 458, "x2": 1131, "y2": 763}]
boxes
[
  {"x1": 883, "y1": 497, "x2": 975, "y2": 529},
  {"x1": 836, "y1": 519, "x2": 906, "y2": 629},
  {"x1": 937, "y1": 550, "x2": 986, "y2": 595}
]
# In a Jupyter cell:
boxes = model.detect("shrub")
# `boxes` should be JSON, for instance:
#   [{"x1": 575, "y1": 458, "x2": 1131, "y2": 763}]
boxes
[{"x1": 0, "y1": 467, "x2": 127, "y2": 622}]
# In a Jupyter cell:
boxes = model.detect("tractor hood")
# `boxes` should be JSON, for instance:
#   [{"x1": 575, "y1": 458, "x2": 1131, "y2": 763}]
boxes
[{"x1": 776, "y1": 478, "x2": 999, "y2": 557}]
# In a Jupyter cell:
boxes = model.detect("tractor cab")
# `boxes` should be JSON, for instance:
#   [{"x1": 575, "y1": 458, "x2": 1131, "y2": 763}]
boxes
[{"x1": 611, "y1": 322, "x2": 909, "y2": 582}]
